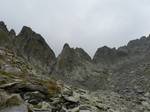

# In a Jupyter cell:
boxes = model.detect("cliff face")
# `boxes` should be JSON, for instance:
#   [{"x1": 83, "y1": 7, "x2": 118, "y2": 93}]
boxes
[
  {"x1": 92, "y1": 36, "x2": 150, "y2": 95},
  {"x1": 54, "y1": 43, "x2": 91, "y2": 73},
  {"x1": 14, "y1": 26, "x2": 56, "y2": 73},
  {"x1": 0, "y1": 22, "x2": 13, "y2": 49},
  {"x1": 93, "y1": 46, "x2": 124, "y2": 67},
  {"x1": 93, "y1": 36, "x2": 150, "y2": 67},
  {"x1": 0, "y1": 22, "x2": 56, "y2": 75},
  {"x1": 52, "y1": 43, "x2": 108, "y2": 90}
]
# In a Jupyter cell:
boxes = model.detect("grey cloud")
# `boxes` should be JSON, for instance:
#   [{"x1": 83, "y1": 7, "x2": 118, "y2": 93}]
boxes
[{"x1": 0, "y1": 0, "x2": 150, "y2": 57}]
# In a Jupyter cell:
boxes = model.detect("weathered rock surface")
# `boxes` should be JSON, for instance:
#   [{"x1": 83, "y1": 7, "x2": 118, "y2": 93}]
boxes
[
  {"x1": 14, "y1": 26, "x2": 56, "y2": 74},
  {"x1": 0, "y1": 90, "x2": 28, "y2": 112},
  {"x1": 53, "y1": 43, "x2": 109, "y2": 90},
  {"x1": 0, "y1": 21, "x2": 8, "y2": 32},
  {"x1": 0, "y1": 21, "x2": 56, "y2": 76}
]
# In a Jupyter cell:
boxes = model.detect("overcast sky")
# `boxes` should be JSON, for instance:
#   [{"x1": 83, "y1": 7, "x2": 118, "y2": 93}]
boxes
[{"x1": 0, "y1": 0, "x2": 150, "y2": 57}]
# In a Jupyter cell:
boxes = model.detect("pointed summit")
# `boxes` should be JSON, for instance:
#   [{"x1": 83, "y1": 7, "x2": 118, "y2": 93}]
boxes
[
  {"x1": 18, "y1": 26, "x2": 34, "y2": 37},
  {"x1": 93, "y1": 46, "x2": 118, "y2": 65},
  {"x1": 9, "y1": 29, "x2": 16, "y2": 37},
  {"x1": 63, "y1": 43, "x2": 70, "y2": 48},
  {"x1": 15, "y1": 26, "x2": 56, "y2": 73},
  {"x1": 60, "y1": 43, "x2": 73, "y2": 56},
  {"x1": 63, "y1": 43, "x2": 71, "y2": 51},
  {"x1": 0, "y1": 21, "x2": 8, "y2": 32}
]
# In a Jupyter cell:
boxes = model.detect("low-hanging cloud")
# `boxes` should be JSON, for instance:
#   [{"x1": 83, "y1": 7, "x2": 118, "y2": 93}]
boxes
[{"x1": 0, "y1": 0, "x2": 150, "y2": 57}]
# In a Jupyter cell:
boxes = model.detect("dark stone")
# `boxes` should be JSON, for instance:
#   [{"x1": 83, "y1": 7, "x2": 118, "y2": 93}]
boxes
[{"x1": 0, "y1": 21, "x2": 8, "y2": 32}]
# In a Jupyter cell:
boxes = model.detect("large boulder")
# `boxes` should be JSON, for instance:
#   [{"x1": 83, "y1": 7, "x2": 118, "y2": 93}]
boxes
[{"x1": 0, "y1": 90, "x2": 28, "y2": 112}]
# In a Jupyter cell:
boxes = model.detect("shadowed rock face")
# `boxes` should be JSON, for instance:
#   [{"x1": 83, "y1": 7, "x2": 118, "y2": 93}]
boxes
[
  {"x1": 0, "y1": 21, "x2": 8, "y2": 32},
  {"x1": 14, "y1": 26, "x2": 56, "y2": 73},
  {"x1": 93, "y1": 46, "x2": 128, "y2": 67},
  {"x1": 92, "y1": 36, "x2": 150, "y2": 95},
  {"x1": 0, "y1": 22, "x2": 13, "y2": 49},
  {"x1": 53, "y1": 43, "x2": 109, "y2": 91},
  {"x1": 55, "y1": 43, "x2": 76, "y2": 72},
  {"x1": 93, "y1": 46, "x2": 117, "y2": 65},
  {"x1": 75, "y1": 48, "x2": 91, "y2": 62},
  {"x1": 55, "y1": 43, "x2": 91, "y2": 73},
  {"x1": 0, "y1": 22, "x2": 56, "y2": 74},
  {"x1": 93, "y1": 36, "x2": 150, "y2": 67}
]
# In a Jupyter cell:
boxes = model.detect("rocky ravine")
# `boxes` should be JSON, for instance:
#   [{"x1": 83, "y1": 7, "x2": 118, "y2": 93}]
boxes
[{"x1": 0, "y1": 21, "x2": 150, "y2": 112}]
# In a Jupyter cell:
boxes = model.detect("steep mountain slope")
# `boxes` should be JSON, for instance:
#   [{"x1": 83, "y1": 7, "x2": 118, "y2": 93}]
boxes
[
  {"x1": 53, "y1": 43, "x2": 109, "y2": 90},
  {"x1": 93, "y1": 36, "x2": 150, "y2": 68},
  {"x1": 0, "y1": 22, "x2": 14, "y2": 49},
  {"x1": 93, "y1": 46, "x2": 128, "y2": 68},
  {"x1": 93, "y1": 36, "x2": 150, "y2": 97},
  {"x1": 0, "y1": 22, "x2": 56, "y2": 75},
  {"x1": 14, "y1": 26, "x2": 56, "y2": 74}
]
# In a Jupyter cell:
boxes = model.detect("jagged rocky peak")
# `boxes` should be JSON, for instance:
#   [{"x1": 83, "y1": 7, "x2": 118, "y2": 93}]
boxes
[
  {"x1": 93, "y1": 35, "x2": 150, "y2": 66},
  {"x1": 58, "y1": 43, "x2": 75, "y2": 63},
  {"x1": 95, "y1": 46, "x2": 114, "y2": 54},
  {"x1": 63, "y1": 43, "x2": 70, "y2": 49},
  {"x1": 58, "y1": 43, "x2": 91, "y2": 62},
  {"x1": 61, "y1": 43, "x2": 91, "y2": 60},
  {"x1": 93, "y1": 46, "x2": 128, "y2": 65},
  {"x1": 17, "y1": 25, "x2": 54, "y2": 49},
  {"x1": 14, "y1": 26, "x2": 56, "y2": 73},
  {"x1": 19, "y1": 26, "x2": 34, "y2": 37},
  {"x1": 61, "y1": 43, "x2": 73, "y2": 55},
  {"x1": 9, "y1": 29, "x2": 16, "y2": 35},
  {"x1": 56, "y1": 43, "x2": 76, "y2": 71},
  {"x1": 0, "y1": 21, "x2": 13, "y2": 48},
  {"x1": 9, "y1": 29, "x2": 16, "y2": 38},
  {"x1": 126, "y1": 35, "x2": 150, "y2": 54},
  {"x1": 127, "y1": 35, "x2": 150, "y2": 47},
  {"x1": 93, "y1": 46, "x2": 116, "y2": 63},
  {"x1": 55, "y1": 43, "x2": 91, "y2": 73},
  {"x1": 0, "y1": 21, "x2": 8, "y2": 32}
]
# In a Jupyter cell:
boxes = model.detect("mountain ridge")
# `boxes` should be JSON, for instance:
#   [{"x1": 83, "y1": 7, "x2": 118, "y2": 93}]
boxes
[
  {"x1": 2, "y1": 22, "x2": 150, "y2": 60},
  {"x1": 1, "y1": 21, "x2": 150, "y2": 92},
  {"x1": 1, "y1": 21, "x2": 150, "y2": 112}
]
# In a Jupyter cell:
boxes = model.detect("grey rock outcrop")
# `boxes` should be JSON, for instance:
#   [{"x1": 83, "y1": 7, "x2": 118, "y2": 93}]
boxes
[
  {"x1": 0, "y1": 22, "x2": 57, "y2": 75},
  {"x1": 0, "y1": 90, "x2": 28, "y2": 112},
  {"x1": 14, "y1": 26, "x2": 56, "y2": 73},
  {"x1": 92, "y1": 36, "x2": 150, "y2": 96},
  {"x1": 0, "y1": 21, "x2": 12, "y2": 49},
  {"x1": 93, "y1": 46, "x2": 128, "y2": 67},
  {"x1": 53, "y1": 43, "x2": 109, "y2": 90},
  {"x1": 0, "y1": 21, "x2": 8, "y2": 32},
  {"x1": 54, "y1": 43, "x2": 91, "y2": 74}
]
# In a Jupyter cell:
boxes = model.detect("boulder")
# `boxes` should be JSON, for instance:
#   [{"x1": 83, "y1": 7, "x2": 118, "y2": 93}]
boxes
[{"x1": 0, "y1": 90, "x2": 28, "y2": 112}]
